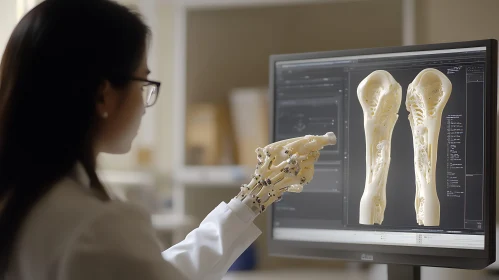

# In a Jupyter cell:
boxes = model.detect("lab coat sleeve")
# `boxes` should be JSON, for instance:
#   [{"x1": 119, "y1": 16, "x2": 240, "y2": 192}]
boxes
[
  {"x1": 57, "y1": 198, "x2": 261, "y2": 280},
  {"x1": 162, "y1": 198, "x2": 262, "y2": 280}
]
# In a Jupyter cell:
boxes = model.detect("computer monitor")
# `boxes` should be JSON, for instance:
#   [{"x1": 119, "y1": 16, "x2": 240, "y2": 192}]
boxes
[{"x1": 267, "y1": 39, "x2": 497, "y2": 271}]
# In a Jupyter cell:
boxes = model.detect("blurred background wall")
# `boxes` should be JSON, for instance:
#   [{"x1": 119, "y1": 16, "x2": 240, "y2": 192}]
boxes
[
  {"x1": 1, "y1": 0, "x2": 499, "y2": 274},
  {"x1": 0, "y1": 0, "x2": 28, "y2": 57},
  {"x1": 416, "y1": 0, "x2": 499, "y2": 44}
]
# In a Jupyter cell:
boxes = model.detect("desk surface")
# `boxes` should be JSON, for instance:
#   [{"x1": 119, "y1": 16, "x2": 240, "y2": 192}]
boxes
[{"x1": 223, "y1": 266, "x2": 499, "y2": 280}]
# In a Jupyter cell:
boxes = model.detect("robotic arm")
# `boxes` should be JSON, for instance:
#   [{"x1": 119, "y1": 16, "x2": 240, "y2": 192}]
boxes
[
  {"x1": 234, "y1": 132, "x2": 337, "y2": 214},
  {"x1": 159, "y1": 132, "x2": 336, "y2": 280}
]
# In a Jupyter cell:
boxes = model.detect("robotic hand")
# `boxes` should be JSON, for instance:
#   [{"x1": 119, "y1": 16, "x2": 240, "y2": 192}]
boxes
[{"x1": 234, "y1": 132, "x2": 337, "y2": 214}]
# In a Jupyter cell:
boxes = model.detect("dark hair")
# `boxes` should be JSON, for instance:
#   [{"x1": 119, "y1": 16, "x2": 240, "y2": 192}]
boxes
[{"x1": 0, "y1": 0, "x2": 150, "y2": 273}]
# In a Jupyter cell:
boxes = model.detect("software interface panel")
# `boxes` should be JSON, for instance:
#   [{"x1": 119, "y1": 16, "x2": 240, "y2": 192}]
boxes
[{"x1": 272, "y1": 47, "x2": 487, "y2": 250}]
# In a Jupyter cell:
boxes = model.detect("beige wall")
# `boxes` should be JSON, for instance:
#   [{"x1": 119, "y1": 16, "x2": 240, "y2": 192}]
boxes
[
  {"x1": 155, "y1": 4, "x2": 176, "y2": 174},
  {"x1": 416, "y1": 0, "x2": 499, "y2": 44},
  {"x1": 0, "y1": 0, "x2": 19, "y2": 56},
  {"x1": 0, "y1": 0, "x2": 43, "y2": 57},
  {"x1": 185, "y1": 0, "x2": 402, "y2": 270}
]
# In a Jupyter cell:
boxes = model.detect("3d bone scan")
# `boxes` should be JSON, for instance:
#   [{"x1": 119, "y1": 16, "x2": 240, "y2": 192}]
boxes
[{"x1": 355, "y1": 68, "x2": 452, "y2": 227}]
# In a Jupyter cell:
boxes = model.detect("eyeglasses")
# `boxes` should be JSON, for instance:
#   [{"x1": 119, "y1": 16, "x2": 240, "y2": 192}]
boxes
[{"x1": 130, "y1": 77, "x2": 161, "y2": 108}]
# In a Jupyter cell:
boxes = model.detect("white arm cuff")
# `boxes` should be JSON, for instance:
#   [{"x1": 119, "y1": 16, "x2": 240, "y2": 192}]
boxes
[{"x1": 227, "y1": 198, "x2": 259, "y2": 223}]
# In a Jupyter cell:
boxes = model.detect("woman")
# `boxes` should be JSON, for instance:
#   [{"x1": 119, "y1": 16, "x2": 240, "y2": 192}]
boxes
[{"x1": 0, "y1": 0, "x2": 333, "y2": 279}]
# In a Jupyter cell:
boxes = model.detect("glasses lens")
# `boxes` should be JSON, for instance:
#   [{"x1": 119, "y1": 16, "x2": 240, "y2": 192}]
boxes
[{"x1": 143, "y1": 85, "x2": 157, "y2": 107}]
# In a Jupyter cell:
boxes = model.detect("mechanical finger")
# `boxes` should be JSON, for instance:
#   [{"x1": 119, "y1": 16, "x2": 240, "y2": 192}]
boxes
[
  {"x1": 297, "y1": 166, "x2": 315, "y2": 185},
  {"x1": 284, "y1": 132, "x2": 336, "y2": 156}
]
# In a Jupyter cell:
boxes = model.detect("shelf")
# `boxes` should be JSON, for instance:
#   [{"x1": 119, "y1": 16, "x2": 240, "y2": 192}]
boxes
[
  {"x1": 97, "y1": 169, "x2": 157, "y2": 186},
  {"x1": 174, "y1": 165, "x2": 253, "y2": 187}
]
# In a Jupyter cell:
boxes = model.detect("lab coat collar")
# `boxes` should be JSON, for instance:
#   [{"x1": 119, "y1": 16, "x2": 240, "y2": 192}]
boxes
[
  {"x1": 70, "y1": 161, "x2": 91, "y2": 188},
  {"x1": 70, "y1": 162, "x2": 118, "y2": 201}
]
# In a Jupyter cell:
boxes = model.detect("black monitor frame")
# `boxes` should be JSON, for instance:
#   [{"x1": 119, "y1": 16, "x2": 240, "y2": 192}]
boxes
[{"x1": 267, "y1": 39, "x2": 497, "y2": 269}]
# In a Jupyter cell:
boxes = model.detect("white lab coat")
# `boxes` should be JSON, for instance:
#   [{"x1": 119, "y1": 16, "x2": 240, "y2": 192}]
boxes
[{"x1": 6, "y1": 163, "x2": 262, "y2": 280}]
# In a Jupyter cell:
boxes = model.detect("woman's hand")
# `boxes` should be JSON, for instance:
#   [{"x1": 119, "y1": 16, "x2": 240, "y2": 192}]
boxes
[{"x1": 234, "y1": 132, "x2": 337, "y2": 214}]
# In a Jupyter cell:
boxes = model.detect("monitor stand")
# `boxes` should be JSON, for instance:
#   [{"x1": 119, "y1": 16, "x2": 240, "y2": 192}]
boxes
[{"x1": 387, "y1": 264, "x2": 421, "y2": 280}]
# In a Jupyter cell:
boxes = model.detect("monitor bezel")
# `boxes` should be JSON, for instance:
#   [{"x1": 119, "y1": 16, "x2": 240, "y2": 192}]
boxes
[{"x1": 266, "y1": 39, "x2": 497, "y2": 269}]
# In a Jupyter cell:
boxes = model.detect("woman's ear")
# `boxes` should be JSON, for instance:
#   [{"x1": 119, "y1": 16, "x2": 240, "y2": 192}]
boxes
[{"x1": 96, "y1": 80, "x2": 119, "y2": 119}]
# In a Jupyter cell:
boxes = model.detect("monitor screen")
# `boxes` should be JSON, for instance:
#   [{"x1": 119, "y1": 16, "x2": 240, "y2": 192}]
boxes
[{"x1": 268, "y1": 40, "x2": 497, "y2": 269}]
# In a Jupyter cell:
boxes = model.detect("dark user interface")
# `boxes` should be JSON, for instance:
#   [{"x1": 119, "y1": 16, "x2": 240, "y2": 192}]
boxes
[{"x1": 272, "y1": 49, "x2": 486, "y2": 235}]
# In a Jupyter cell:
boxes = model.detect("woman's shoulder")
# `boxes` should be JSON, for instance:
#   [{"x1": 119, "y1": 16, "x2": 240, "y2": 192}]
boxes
[
  {"x1": 30, "y1": 176, "x2": 147, "y2": 230},
  {"x1": 12, "y1": 175, "x2": 156, "y2": 277},
  {"x1": 28, "y1": 175, "x2": 153, "y2": 243}
]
